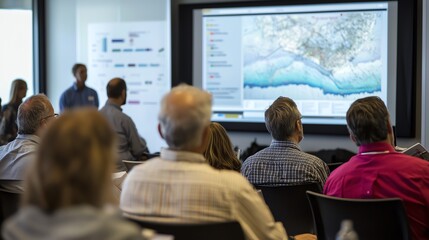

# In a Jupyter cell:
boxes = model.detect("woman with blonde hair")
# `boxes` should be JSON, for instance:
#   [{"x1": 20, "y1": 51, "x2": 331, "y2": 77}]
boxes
[
  {"x1": 1, "y1": 79, "x2": 27, "y2": 143},
  {"x1": 2, "y1": 109, "x2": 142, "y2": 239},
  {"x1": 204, "y1": 122, "x2": 242, "y2": 172}
]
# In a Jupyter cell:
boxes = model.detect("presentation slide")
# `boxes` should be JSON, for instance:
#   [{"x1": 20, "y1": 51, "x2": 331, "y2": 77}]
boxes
[
  {"x1": 88, "y1": 22, "x2": 170, "y2": 152},
  {"x1": 198, "y1": 2, "x2": 392, "y2": 125}
]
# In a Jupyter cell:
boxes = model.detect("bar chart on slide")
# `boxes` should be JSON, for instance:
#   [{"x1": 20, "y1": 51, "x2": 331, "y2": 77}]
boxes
[{"x1": 88, "y1": 21, "x2": 171, "y2": 152}]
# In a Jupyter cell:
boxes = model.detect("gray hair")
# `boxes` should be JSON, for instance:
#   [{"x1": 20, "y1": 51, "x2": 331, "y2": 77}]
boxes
[
  {"x1": 158, "y1": 84, "x2": 212, "y2": 150},
  {"x1": 265, "y1": 96, "x2": 301, "y2": 141},
  {"x1": 346, "y1": 96, "x2": 390, "y2": 146},
  {"x1": 17, "y1": 94, "x2": 52, "y2": 134}
]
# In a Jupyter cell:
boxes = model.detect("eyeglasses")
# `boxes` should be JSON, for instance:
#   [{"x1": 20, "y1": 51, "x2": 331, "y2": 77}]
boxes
[{"x1": 41, "y1": 113, "x2": 59, "y2": 121}]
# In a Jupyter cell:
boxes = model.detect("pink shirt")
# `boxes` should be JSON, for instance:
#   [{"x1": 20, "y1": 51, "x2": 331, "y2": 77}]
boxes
[{"x1": 324, "y1": 142, "x2": 429, "y2": 240}]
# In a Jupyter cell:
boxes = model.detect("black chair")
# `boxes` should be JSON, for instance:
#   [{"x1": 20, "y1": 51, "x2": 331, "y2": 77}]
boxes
[
  {"x1": 327, "y1": 162, "x2": 344, "y2": 172},
  {"x1": 0, "y1": 189, "x2": 21, "y2": 227},
  {"x1": 306, "y1": 191, "x2": 411, "y2": 240},
  {"x1": 127, "y1": 218, "x2": 245, "y2": 240},
  {"x1": 254, "y1": 182, "x2": 322, "y2": 236}
]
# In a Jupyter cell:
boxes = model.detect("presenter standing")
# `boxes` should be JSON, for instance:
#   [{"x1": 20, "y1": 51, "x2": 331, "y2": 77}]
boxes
[{"x1": 59, "y1": 63, "x2": 99, "y2": 113}]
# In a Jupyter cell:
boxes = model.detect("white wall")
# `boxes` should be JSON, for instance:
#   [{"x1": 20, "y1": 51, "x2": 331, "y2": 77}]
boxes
[
  {"x1": 46, "y1": 0, "x2": 77, "y2": 113},
  {"x1": 46, "y1": 0, "x2": 170, "y2": 152},
  {"x1": 45, "y1": 0, "x2": 420, "y2": 153}
]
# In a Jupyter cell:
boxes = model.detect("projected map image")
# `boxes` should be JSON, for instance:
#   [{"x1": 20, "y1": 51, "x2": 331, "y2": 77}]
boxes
[{"x1": 242, "y1": 11, "x2": 386, "y2": 100}]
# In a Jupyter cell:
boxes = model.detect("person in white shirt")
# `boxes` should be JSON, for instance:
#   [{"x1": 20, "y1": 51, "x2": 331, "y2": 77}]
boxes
[{"x1": 120, "y1": 84, "x2": 315, "y2": 240}]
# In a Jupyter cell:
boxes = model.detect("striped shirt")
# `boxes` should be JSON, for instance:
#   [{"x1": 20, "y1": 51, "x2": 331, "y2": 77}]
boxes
[
  {"x1": 241, "y1": 140, "x2": 329, "y2": 188},
  {"x1": 120, "y1": 148, "x2": 287, "y2": 240}
]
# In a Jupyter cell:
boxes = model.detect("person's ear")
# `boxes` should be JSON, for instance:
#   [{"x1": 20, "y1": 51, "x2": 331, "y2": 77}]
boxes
[
  {"x1": 158, "y1": 123, "x2": 165, "y2": 139},
  {"x1": 295, "y1": 118, "x2": 302, "y2": 132},
  {"x1": 386, "y1": 120, "x2": 393, "y2": 134},
  {"x1": 349, "y1": 134, "x2": 356, "y2": 143},
  {"x1": 386, "y1": 119, "x2": 395, "y2": 146}
]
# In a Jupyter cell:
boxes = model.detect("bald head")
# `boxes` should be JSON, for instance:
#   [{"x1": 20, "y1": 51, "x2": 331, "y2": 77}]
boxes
[
  {"x1": 106, "y1": 78, "x2": 127, "y2": 105},
  {"x1": 107, "y1": 78, "x2": 126, "y2": 98},
  {"x1": 17, "y1": 94, "x2": 54, "y2": 135},
  {"x1": 158, "y1": 84, "x2": 212, "y2": 150}
]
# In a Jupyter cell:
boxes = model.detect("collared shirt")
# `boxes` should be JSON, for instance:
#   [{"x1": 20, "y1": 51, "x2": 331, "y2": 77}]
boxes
[
  {"x1": 59, "y1": 83, "x2": 99, "y2": 112},
  {"x1": 0, "y1": 134, "x2": 40, "y2": 193},
  {"x1": 100, "y1": 101, "x2": 148, "y2": 172},
  {"x1": 241, "y1": 140, "x2": 329, "y2": 188},
  {"x1": 120, "y1": 148, "x2": 287, "y2": 240},
  {"x1": 324, "y1": 142, "x2": 429, "y2": 240}
]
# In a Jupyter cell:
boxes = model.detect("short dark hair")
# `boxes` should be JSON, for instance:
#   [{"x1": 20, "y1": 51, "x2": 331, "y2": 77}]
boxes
[
  {"x1": 71, "y1": 63, "x2": 86, "y2": 76},
  {"x1": 346, "y1": 96, "x2": 390, "y2": 146},
  {"x1": 107, "y1": 78, "x2": 126, "y2": 98},
  {"x1": 264, "y1": 96, "x2": 301, "y2": 141}
]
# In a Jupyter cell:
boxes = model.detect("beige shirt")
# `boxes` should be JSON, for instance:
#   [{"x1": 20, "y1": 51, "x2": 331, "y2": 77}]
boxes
[{"x1": 120, "y1": 148, "x2": 287, "y2": 240}]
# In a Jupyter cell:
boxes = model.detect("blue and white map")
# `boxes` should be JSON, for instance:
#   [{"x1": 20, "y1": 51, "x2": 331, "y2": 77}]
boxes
[{"x1": 242, "y1": 11, "x2": 386, "y2": 100}]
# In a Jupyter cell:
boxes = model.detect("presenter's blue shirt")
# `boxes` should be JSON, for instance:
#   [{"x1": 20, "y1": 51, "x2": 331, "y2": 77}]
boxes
[{"x1": 59, "y1": 83, "x2": 99, "y2": 112}]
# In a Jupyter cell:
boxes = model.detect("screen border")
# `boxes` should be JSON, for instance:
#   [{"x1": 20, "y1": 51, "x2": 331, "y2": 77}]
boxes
[{"x1": 175, "y1": 0, "x2": 416, "y2": 137}]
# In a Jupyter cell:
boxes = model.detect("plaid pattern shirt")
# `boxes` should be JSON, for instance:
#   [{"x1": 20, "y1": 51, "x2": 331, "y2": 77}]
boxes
[
  {"x1": 121, "y1": 148, "x2": 287, "y2": 240},
  {"x1": 241, "y1": 140, "x2": 329, "y2": 188}
]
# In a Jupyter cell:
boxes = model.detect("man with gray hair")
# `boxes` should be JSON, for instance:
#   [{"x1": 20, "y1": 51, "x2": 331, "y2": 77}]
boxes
[
  {"x1": 0, "y1": 94, "x2": 55, "y2": 193},
  {"x1": 241, "y1": 96, "x2": 329, "y2": 188},
  {"x1": 121, "y1": 85, "x2": 314, "y2": 239}
]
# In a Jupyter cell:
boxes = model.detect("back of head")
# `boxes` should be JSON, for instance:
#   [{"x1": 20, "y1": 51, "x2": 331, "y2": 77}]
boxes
[
  {"x1": 204, "y1": 122, "x2": 241, "y2": 172},
  {"x1": 346, "y1": 96, "x2": 390, "y2": 146},
  {"x1": 9, "y1": 79, "x2": 27, "y2": 104},
  {"x1": 17, "y1": 94, "x2": 52, "y2": 135},
  {"x1": 23, "y1": 108, "x2": 116, "y2": 213},
  {"x1": 106, "y1": 78, "x2": 126, "y2": 99},
  {"x1": 158, "y1": 84, "x2": 212, "y2": 150},
  {"x1": 265, "y1": 96, "x2": 301, "y2": 141}
]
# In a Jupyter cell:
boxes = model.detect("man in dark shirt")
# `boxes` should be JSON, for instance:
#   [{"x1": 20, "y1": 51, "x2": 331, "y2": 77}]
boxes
[{"x1": 59, "y1": 63, "x2": 99, "y2": 112}]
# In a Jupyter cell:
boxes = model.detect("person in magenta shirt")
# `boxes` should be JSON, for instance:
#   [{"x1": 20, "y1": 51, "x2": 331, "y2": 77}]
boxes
[{"x1": 324, "y1": 96, "x2": 429, "y2": 240}]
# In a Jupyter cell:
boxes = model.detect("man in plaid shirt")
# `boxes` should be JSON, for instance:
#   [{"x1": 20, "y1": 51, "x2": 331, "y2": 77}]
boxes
[{"x1": 241, "y1": 97, "x2": 329, "y2": 188}]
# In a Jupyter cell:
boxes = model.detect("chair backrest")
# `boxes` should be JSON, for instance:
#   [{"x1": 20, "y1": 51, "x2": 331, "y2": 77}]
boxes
[
  {"x1": 306, "y1": 191, "x2": 411, "y2": 240},
  {"x1": 127, "y1": 218, "x2": 245, "y2": 240},
  {"x1": 254, "y1": 182, "x2": 322, "y2": 236},
  {"x1": 122, "y1": 160, "x2": 144, "y2": 172},
  {"x1": 327, "y1": 162, "x2": 344, "y2": 172},
  {"x1": 0, "y1": 189, "x2": 21, "y2": 228}
]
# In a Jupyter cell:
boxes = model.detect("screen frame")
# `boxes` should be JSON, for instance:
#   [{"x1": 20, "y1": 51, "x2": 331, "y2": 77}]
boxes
[{"x1": 176, "y1": 0, "x2": 416, "y2": 137}]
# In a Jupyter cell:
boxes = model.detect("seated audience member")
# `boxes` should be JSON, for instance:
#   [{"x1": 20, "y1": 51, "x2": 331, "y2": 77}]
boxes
[
  {"x1": 3, "y1": 109, "x2": 142, "y2": 240},
  {"x1": 324, "y1": 96, "x2": 429, "y2": 240},
  {"x1": 120, "y1": 84, "x2": 315, "y2": 240},
  {"x1": 100, "y1": 78, "x2": 149, "y2": 171},
  {"x1": 241, "y1": 96, "x2": 329, "y2": 188},
  {"x1": 1, "y1": 79, "x2": 28, "y2": 143},
  {"x1": 0, "y1": 94, "x2": 54, "y2": 193},
  {"x1": 59, "y1": 63, "x2": 99, "y2": 112},
  {"x1": 204, "y1": 122, "x2": 241, "y2": 172}
]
